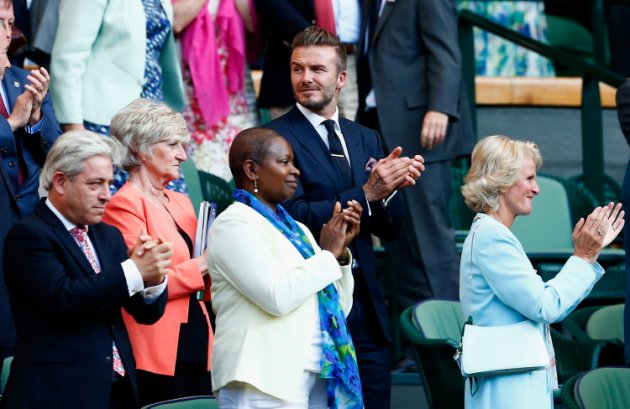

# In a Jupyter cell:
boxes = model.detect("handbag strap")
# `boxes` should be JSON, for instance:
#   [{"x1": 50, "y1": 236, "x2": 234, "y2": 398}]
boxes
[{"x1": 457, "y1": 315, "x2": 479, "y2": 396}]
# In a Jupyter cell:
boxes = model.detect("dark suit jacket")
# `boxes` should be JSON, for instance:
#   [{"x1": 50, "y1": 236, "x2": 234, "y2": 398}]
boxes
[
  {"x1": 357, "y1": 0, "x2": 474, "y2": 162},
  {"x1": 0, "y1": 164, "x2": 19, "y2": 355},
  {"x1": 266, "y1": 106, "x2": 404, "y2": 340},
  {"x1": 0, "y1": 65, "x2": 61, "y2": 357},
  {"x1": 2, "y1": 201, "x2": 167, "y2": 409},
  {"x1": 616, "y1": 81, "x2": 630, "y2": 364},
  {"x1": 254, "y1": 0, "x2": 314, "y2": 108}
]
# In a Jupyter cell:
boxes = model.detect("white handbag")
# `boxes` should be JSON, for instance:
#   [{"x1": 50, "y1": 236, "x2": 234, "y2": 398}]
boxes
[{"x1": 455, "y1": 316, "x2": 550, "y2": 378}]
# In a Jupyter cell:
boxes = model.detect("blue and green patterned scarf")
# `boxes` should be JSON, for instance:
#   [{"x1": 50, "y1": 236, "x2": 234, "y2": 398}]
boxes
[{"x1": 233, "y1": 189, "x2": 363, "y2": 409}]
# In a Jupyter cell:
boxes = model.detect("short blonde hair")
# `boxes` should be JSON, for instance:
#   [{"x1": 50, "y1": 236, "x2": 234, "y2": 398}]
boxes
[
  {"x1": 461, "y1": 135, "x2": 542, "y2": 213},
  {"x1": 109, "y1": 98, "x2": 190, "y2": 171}
]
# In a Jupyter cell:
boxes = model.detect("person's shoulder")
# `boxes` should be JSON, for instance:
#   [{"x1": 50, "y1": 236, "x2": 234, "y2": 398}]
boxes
[
  {"x1": 471, "y1": 214, "x2": 518, "y2": 246},
  {"x1": 4, "y1": 66, "x2": 29, "y2": 82},
  {"x1": 339, "y1": 117, "x2": 376, "y2": 135},
  {"x1": 107, "y1": 183, "x2": 142, "y2": 208},
  {"x1": 93, "y1": 220, "x2": 123, "y2": 237},
  {"x1": 616, "y1": 80, "x2": 630, "y2": 103},
  {"x1": 265, "y1": 110, "x2": 297, "y2": 134},
  {"x1": 165, "y1": 189, "x2": 192, "y2": 205},
  {"x1": 7, "y1": 206, "x2": 54, "y2": 242}
]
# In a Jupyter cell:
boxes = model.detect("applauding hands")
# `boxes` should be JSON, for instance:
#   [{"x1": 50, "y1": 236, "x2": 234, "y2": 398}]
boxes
[
  {"x1": 363, "y1": 146, "x2": 425, "y2": 202},
  {"x1": 129, "y1": 229, "x2": 173, "y2": 287},
  {"x1": 320, "y1": 200, "x2": 363, "y2": 260},
  {"x1": 573, "y1": 202, "x2": 625, "y2": 264}
]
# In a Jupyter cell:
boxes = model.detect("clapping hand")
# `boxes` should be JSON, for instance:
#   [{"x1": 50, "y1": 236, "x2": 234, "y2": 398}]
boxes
[
  {"x1": 572, "y1": 202, "x2": 624, "y2": 264},
  {"x1": 129, "y1": 229, "x2": 173, "y2": 286},
  {"x1": 320, "y1": 201, "x2": 361, "y2": 259},
  {"x1": 24, "y1": 67, "x2": 50, "y2": 124},
  {"x1": 363, "y1": 147, "x2": 425, "y2": 202},
  {"x1": 341, "y1": 200, "x2": 363, "y2": 247}
]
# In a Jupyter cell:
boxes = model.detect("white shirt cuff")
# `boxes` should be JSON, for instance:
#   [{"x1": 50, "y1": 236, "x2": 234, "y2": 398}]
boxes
[{"x1": 121, "y1": 259, "x2": 167, "y2": 304}]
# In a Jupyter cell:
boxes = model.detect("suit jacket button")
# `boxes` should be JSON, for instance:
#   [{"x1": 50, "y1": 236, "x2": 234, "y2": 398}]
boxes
[
  {"x1": 105, "y1": 356, "x2": 112, "y2": 364},
  {"x1": 8, "y1": 160, "x2": 15, "y2": 167},
  {"x1": 15, "y1": 194, "x2": 20, "y2": 201},
  {"x1": 0, "y1": 147, "x2": 6, "y2": 153}
]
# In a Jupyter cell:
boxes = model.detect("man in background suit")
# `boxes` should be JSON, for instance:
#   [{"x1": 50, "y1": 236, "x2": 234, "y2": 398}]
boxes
[
  {"x1": 266, "y1": 27, "x2": 424, "y2": 408},
  {"x1": 615, "y1": 81, "x2": 630, "y2": 364},
  {"x1": 0, "y1": 0, "x2": 61, "y2": 376},
  {"x1": 2, "y1": 131, "x2": 172, "y2": 408},
  {"x1": 357, "y1": 0, "x2": 475, "y2": 320}
]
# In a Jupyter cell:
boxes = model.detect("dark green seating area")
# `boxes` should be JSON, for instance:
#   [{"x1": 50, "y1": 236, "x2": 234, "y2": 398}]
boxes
[
  {"x1": 399, "y1": 300, "x2": 464, "y2": 409},
  {"x1": 181, "y1": 160, "x2": 235, "y2": 216},
  {"x1": 141, "y1": 395, "x2": 218, "y2": 409},
  {"x1": 561, "y1": 368, "x2": 630, "y2": 409}
]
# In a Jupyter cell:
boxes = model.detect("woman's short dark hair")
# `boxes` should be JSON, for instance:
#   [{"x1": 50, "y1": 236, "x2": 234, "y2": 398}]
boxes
[{"x1": 229, "y1": 127, "x2": 283, "y2": 185}]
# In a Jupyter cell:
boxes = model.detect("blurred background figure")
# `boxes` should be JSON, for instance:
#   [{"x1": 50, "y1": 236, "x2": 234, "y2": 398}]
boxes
[
  {"x1": 615, "y1": 81, "x2": 630, "y2": 365},
  {"x1": 253, "y1": 0, "x2": 362, "y2": 120},
  {"x1": 50, "y1": 0, "x2": 186, "y2": 193},
  {"x1": 10, "y1": 0, "x2": 60, "y2": 70},
  {"x1": 209, "y1": 127, "x2": 362, "y2": 408},
  {"x1": 172, "y1": 0, "x2": 259, "y2": 183},
  {"x1": 460, "y1": 135, "x2": 623, "y2": 408},
  {"x1": 457, "y1": 1, "x2": 555, "y2": 77},
  {"x1": 103, "y1": 99, "x2": 213, "y2": 406}
]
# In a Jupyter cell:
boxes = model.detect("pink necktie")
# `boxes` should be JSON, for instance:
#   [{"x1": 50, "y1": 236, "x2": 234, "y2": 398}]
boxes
[
  {"x1": 315, "y1": 0, "x2": 336, "y2": 35},
  {"x1": 70, "y1": 226, "x2": 126, "y2": 377}
]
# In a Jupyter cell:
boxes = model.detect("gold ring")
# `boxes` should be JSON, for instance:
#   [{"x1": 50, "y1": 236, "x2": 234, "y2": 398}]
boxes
[{"x1": 596, "y1": 228, "x2": 604, "y2": 236}]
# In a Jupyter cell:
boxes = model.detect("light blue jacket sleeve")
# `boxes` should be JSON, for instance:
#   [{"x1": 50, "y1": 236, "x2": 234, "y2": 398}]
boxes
[{"x1": 472, "y1": 218, "x2": 604, "y2": 324}]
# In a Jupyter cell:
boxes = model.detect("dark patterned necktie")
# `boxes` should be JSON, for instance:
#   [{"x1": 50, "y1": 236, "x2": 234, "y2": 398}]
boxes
[{"x1": 322, "y1": 119, "x2": 352, "y2": 187}]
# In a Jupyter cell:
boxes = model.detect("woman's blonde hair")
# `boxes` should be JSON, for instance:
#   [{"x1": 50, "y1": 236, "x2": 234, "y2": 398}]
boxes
[
  {"x1": 461, "y1": 135, "x2": 542, "y2": 213},
  {"x1": 110, "y1": 98, "x2": 190, "y2": 171}
]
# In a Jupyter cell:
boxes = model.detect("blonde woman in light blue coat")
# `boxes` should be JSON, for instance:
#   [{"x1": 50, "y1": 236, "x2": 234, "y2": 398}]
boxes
[{"x1": 459, "y1": 135, "x2": 624, "y2": 409}]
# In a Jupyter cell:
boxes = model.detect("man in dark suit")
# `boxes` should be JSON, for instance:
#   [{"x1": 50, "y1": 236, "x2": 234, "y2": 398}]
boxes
[
  {"x1": 615, "y1": 81, "x2": 630, "y2": 364},
  {"x1": 356, "y1": 0, "x2": 475, "y2": 314},
  {"x1": 253, "y1": 0, "x2": 362, "y2": 119},
  {"x1": 0, "y1": 3, "x2": 61, "y2": 374},
  {"x1": 2, "y1": 130, "x2": 173, "y2": 408},
  {"x1": 266, "y1": 27, "x2": 424, "y2": 408}
]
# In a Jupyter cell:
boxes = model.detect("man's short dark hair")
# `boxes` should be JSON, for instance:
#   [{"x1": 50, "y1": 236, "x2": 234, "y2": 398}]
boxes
[{"x1": 290, "y1": 26, "x2": 347, "y2": 73}]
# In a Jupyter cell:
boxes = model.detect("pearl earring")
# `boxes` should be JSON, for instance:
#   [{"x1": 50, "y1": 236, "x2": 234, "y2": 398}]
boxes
[{"x1": 254, "y1": 179, "x2": 259, "y2": 193}]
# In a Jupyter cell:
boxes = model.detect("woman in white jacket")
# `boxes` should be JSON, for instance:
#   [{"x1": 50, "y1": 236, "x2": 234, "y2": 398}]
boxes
[{"x1": 208, "y1": 128, "x2": 364, "y2": 408}]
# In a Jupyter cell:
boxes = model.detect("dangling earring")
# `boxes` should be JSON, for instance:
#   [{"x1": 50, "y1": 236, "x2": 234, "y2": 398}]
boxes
[{"x1": 254, "y1": 179, "x2": 259, "y2": 193}]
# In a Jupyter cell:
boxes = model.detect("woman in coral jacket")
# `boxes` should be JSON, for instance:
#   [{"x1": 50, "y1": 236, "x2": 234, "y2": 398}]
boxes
[{"x1": 103, "y1": 98, "x2": 212, "y2": 406}]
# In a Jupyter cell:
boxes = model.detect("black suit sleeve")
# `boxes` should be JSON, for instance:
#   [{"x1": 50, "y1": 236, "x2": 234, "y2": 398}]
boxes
[
  {"x1": 616, "y1": 81, "x2": 630, "y2": 146},
  {"x1": 5, "y1": 222, "x2": 131, "y2": 321},
  {"x1": 123, "y1": 288, "x2": 168, "y2": 325},
  {"x1": 419, "y1": 0, "x2": 462, "y2": 118}
]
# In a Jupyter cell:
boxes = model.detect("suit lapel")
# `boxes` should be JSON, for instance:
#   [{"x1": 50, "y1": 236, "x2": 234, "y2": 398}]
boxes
[
  {"x1": 35, "y1": 202, "x2": 99, "y2": 277},
  {"x1": 373, "y1": 0, "x2": 395, "y2": 45},
  {"x1": 3, "y1": 68, "x2": 23, "y2": 112},
  {"x1": 287, "y1": 107, "x2": 347, "y2": 192},
  {"x1": 340, "y1": 119, "x2": 368, "y2": 186}
]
